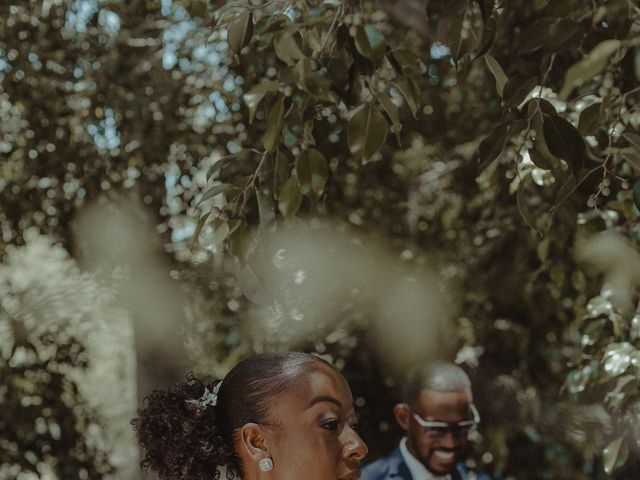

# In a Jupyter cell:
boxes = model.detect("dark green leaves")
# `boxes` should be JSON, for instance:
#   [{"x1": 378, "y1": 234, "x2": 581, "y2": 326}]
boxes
[
  {"x1": 243, "y1": 81, "x2": 280, "y2": 124},
  {"x1": 256, "y1": 191, "x2": 275, "y2": 224},
  {"x1": 603, "y1": 436, "x2": 628, "y2": 476},
  {"x1": 484, "y1": 54, "x2": 507, "y2": 97},
  {"x1": 377, "y1": 93, "x2": 402, "y2": 145},
  {"x1": 560, "y1": 39, "x2": 621, "y2": 99},
  {"x1": 347, "y1": 103, "x2": 387, "y2": 163},
  {"x1": 278, "y1": 176, "x2": 302, "y2": 217},
  {"x1": 503, "y1": 77, "x2": 538, "y2": 109},
  {"x1": 354, "y1": 25, "x2": 385, "y2": 65},
  {"x1": 623, "y1": 132, "x2": 640, "y2": 150},
  {"x1": 263, "y1": 97, "x2": 285, "y2": 152},
  {"x1": 228, "y1": 12, "x2": 253, "y2": 54},
  {"x1": 274, "y1": 31, "x2": 305, "y2": 65},
  {"x1": 542, "y1": 115, "x2": 585, "y2": 175},
  {"x1": 199, "y1": 183, "x2": 232, "y2": 204},
  {"x1": 520, "y1": 18, "x2": 583, "y2": 53},
  {"x1": 478, "y1": 122, "x2": 509, "y2": 169},
  {"x1": 295, "y1": 148, "x2": 329, "y2": 201},
  {"x1": 392, "y1": 77, "x2": 419, "y2": 118},
  {"x1": 577, "y1": 103, "x2": 602, "y2": 136},
  {"x1": 634, "y1": 180, "x2": 640, "y2": 211}
]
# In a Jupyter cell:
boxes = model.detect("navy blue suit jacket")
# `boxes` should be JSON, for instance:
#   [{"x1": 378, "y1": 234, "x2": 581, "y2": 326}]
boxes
[{"x1": 361, "y1": 447, "x2": 492, "y2": 480}]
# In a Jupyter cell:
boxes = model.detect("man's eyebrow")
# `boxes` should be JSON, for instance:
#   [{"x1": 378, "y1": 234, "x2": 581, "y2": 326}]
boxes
[{"x1": 308, "y1": 395, "x2": 342, "y2": 408}]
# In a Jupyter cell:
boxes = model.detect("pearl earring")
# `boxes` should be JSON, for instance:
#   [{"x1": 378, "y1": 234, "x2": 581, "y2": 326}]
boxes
[{"x1": 259, "y1": 458, "x2": 273, "y2": 472}]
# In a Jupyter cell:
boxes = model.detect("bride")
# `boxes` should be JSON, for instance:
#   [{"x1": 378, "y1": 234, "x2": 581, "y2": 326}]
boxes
[{"x1": 132, "y1": 352, "x2": 367, "y2": 480}]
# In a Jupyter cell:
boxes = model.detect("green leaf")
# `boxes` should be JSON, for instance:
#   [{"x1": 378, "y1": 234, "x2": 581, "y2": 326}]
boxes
[
  {"x1": 530, "y1": 112, "x2": 561, "y2": 170},
  {"x1": 292, "y1": 58, "x2": 334, "y2": 101},
  {"x1": 354, "y1": 25, "x2": 385, "y2": 65},
  {"x1": 377, "y1": 93, "x2": 402, "y2": 145},
  {"x1": 623, "y1": 132, "x2": 640, "y2": 150},
  {"x1": 520, "y1": 18, "x2": 583, "y2": 53},
  {"x1": 227, "y1": 12, "x2": 253, "y2": 54},
  {"x1": 237, "y1": 263, "x2": 271, "y2": 305},
  {"x1": 206, "y1": 158, "x2": 228, "y2": 180},
  {"x1": 543, "y1": 115, "x2": 585, "y2": 176},
  {"x1": 295, "y1": 148, "x2": 328, "y2": 200},
  {"x1": 212, "y1": 219, "x2": 230, "y2": 247},
  {"x1": 199, "y1": 183, "x2": 232, "y2": 204},
  {"x1": 274, "y1": 31, "x2": 305, "y2": 65},
  {"x1": 484, "y1": 54, "x2": 507, "y2": 97},
  {"x1": 621, "y1": 148, "x2": 640, "y2": 173},
  {"x1": 392, "y1": 77, "x2": 419, "y2": 118},
  {"x1": 256, "y1": 191, "x2": 275, "y2": 224},
  {"x1": 478, "y1": 122, "x2": 509, "y2": 169},
  {"x1": 634, "y1": 180, "x2": 640, "y2": 211},
  {"x1": 517, "y1": 182, "x2": 537, "y2": 231},
  {"x1": 503, "y1": 77, "x2": 538, "y2": 109},
  {"x1": 473, "y1": 16, "x2": 497, "y2": 60},
  {"x1": 347, "y1": 103, "x2": 388, "y2": 163},
  {"x1": 603, "y1": 436, "x2": 628, "y2": 475},
  {"x1": 243, "y1": 81, "x2": 280, "y2": 124},
  {"x1": 278, "y1": 176, "x2": 302, "y2": 218},
  {"x1": 388, "y1": 49, "x2": 421, "y2": 75},
  {"x1": 263, "y1": 97, "x2": 285, "y2": 152},
  {"x1": 273, "y1": 150, "x2": 289, "y2": 197},
  {"x1": 577, "y1": 102, "x2": 602, "y2": 136},
  {"x1": 552, "y1": 169, "x2": 594, "y2": 210},
  {"x1": 560, "y1": 40, "x2": 621, "y2": 99},
  {"x1": 191, "y1": 212, "x2": 210, "y2": 246}
]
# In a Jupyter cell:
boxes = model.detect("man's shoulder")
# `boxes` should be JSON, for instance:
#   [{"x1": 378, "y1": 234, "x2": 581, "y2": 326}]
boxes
[
  {"x1": 456, "y1": 462, "x2": 494, "y2": 480},
  {"x1": 361, "y1": 450, "x2": 403, "y2": 480}
]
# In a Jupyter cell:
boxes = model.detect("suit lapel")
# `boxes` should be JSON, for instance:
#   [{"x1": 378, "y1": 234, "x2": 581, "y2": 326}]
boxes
[{"x1": 388, "y1": 448, "x2": 414, "y2": 480}]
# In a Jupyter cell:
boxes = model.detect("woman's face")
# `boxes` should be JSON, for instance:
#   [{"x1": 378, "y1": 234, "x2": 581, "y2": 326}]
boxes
[{"x1": 264, "y1": 362, "x2": 367, "y2": 480}]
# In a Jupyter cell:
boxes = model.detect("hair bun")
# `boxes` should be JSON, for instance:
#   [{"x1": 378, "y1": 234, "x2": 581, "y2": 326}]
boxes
[{"x1": 132, "y1": 376, "x2": 236, "y2": 479}]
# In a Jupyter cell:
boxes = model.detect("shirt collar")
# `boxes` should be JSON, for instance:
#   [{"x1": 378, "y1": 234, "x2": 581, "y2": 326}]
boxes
[{"x1": 399, "y1": 437, "x2": 451, "y2": 480}]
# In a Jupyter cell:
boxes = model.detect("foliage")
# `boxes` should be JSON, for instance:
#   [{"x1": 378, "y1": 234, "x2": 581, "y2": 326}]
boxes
[
  {"x1": 0, "y1": 234, "x2": 116, "y2": 478},
  {"x1": 195, "y1": 0, "x2": 640, "y2": 478},
  {"x1": 3, "y1": 0, "x2": 640, "y2": 478}
]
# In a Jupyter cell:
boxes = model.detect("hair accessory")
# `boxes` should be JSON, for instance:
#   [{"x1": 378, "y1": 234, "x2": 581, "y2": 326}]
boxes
[
  {"x1": 189, "y1": 381, "x2": 221, "y2": 408},
  {"x1": 259, "y1": 458, "x2": 273, "y2": 472}
]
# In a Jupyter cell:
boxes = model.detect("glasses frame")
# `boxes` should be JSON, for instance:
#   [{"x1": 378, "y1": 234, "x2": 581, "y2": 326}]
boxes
[{"x1": 410, "y1": 404, "x2": 480, "y2": 437}]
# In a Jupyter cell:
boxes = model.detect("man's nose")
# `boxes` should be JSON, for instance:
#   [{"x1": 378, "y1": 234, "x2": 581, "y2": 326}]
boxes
[{"x1": 437, "y1": 430, "x2": 460, "y2": 448}]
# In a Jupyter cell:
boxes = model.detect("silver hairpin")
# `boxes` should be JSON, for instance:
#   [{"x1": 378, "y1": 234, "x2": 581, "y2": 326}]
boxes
[
  {"x1": 201, "y1": 381, "x2": 221, "y2": 407},
  {"x1": 189, "y1": 381, "x2": 221, "y2": 408}
]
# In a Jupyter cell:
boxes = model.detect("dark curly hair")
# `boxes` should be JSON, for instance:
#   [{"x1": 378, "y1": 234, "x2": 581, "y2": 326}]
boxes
[{"x1": 132, "y1": 352, "x2": 329, "y2": 479}]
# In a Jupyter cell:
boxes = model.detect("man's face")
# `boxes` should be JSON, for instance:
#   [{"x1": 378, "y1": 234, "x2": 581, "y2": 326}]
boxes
[{"x1": 394, "y1": 389, "x2": 473, "y2": 475}]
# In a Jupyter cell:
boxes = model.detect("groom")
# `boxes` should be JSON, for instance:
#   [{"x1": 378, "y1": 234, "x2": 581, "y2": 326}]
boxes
[{"x1": 362, "y1": 361, "x2": 492, "y2": 480}]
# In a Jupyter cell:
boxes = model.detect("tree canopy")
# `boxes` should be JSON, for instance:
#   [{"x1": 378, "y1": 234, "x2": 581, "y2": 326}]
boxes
[{"x1": 1, "y1": 0, "x2": 640, "y2": 478}]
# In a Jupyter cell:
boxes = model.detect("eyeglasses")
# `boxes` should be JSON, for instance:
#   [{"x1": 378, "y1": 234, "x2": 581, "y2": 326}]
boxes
[{"x1": 410, "y1": 404, "x2": 480, "y2": 439}]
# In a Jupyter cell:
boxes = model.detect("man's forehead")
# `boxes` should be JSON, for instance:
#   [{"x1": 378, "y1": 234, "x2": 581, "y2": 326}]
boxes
[{"x1": 414, "y1": 388, "x2": 473, "y2": 413}]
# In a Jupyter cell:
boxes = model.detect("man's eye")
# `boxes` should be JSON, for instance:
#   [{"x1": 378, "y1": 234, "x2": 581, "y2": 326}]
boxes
[{"x1": 322, "y1": 420, "x2": 339, "y2": 430}]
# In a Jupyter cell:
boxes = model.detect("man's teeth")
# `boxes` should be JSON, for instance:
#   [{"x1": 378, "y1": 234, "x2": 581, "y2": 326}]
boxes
[{"x1": 434, "y1": 450, "x2": 455, "y2": 460}]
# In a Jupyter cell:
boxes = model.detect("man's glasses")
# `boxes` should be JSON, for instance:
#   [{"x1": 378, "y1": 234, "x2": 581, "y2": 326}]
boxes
[{"x1": 410, "y1": 404, "x2": 480, "y2": 439}]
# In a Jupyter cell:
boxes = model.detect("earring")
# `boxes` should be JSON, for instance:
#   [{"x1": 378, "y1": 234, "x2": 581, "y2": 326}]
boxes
[{"x1": 259, "y1": 458, "x2": 273, "y2": 472}]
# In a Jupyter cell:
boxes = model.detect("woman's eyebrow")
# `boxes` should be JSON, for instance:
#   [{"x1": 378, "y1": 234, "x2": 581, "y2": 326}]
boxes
[{"x1": 308, "y1": 395, "x2": 342, "y2": 408}]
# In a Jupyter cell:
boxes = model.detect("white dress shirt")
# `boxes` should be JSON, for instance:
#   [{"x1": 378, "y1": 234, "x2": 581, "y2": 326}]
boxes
[{"x1": 399, "y1": 437, "x2": 451, "y2": 480}]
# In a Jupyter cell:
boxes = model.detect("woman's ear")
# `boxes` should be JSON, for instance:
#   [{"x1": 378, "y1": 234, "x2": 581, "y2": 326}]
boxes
[
  {"x1": 393, "y1": 403, "x2": 411, "y2": 432},
  {"x1": 238, "y1": 423, "x2": 269, "y2": 461}
]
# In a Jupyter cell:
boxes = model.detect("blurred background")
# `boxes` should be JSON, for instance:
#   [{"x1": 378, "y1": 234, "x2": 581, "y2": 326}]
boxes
[{"x1": 1, "y1": 0, "x2": 640, "y2": 479}]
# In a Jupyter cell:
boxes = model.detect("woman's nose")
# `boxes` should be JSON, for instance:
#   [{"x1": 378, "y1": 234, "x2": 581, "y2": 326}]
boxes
[{"x1": 343, "y1": 430, "x2": 368, "y2": 460}]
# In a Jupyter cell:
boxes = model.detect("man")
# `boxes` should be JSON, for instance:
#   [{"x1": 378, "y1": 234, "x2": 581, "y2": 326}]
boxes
[{"x1": 362, "y1": 361, "x2": 492, "y2": 480}]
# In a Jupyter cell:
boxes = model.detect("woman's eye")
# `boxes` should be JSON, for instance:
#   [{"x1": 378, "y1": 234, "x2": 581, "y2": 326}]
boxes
[
  {"x1": 350, "y1": 422, "x2": 360, "y2": 432},
  {"x1": 321, "y1": 420, "x2": 339, "y2": 430}
]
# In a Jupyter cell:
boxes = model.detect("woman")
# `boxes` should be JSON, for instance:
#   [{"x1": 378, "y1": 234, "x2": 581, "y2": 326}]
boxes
[{"x1": 132, "y1": 352, "x2": 367, "y2": 479}]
